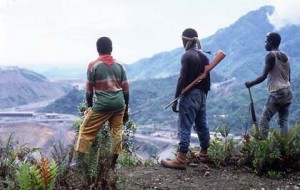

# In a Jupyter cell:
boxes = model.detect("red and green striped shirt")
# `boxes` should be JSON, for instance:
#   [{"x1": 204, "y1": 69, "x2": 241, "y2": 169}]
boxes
[{"x1": 86, "y1": 55, "x2": 129, "y2": 113}]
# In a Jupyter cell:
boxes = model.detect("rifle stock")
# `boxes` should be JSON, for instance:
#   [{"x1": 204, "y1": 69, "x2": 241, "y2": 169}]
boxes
[{"x1": 165, "y1": 50, "x2": 226, "y2": 109}]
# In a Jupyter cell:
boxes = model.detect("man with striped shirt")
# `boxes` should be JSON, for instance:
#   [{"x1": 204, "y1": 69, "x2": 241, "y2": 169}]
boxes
[{"x1": 76, "y1": 37, "x2": 129, "y2": 169}]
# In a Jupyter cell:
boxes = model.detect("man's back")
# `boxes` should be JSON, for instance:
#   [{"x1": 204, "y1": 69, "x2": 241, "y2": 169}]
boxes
[
  {"x1": 267, "y1": 51, "x2": 291, "y2": 92},
  {"x1": 180, "y1": 49, "x2": 210, "y2": 92},
  {"x1": 87, "y1": 60, "x2": 129, "y2": 113}
]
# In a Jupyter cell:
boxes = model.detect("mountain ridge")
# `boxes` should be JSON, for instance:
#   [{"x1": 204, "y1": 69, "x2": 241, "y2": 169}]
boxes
[
  {"x1": 38, "y1": 6, "x2": 300, "y2": 84},
  {"x1": 126, "y1": 6, "x2": 300, "y2": 82},
  {"x1": 39, "y1": 5, "x2": 300, "y2": 134},
  {"x1": 0, "y1": 66, "x2": 71, "y2": 109}
]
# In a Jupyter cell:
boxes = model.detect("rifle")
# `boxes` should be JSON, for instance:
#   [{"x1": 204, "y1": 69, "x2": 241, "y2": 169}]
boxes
[
  {"x1": 164, "y1": 50, "x2": 226, "y2": 109},
  {"x1": 248, "y1": 88, "x2": 259, "y2": 131}
]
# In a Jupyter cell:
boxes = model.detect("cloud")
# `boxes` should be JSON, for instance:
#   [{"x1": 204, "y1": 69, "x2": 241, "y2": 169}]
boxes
[
  {"x1": 268, "y1": 0, "x2": 300, "y2": 30},
  {"x1": 0, "y1": 0, "x2": 272, "y2": 66}
]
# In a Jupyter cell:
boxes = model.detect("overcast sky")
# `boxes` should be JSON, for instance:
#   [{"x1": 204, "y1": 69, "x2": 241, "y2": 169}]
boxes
[{"x1": 0, "y1": 0, "x2": 300, "y2": 68}]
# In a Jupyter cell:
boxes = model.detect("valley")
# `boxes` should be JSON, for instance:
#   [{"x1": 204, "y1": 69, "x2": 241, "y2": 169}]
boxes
[
  {"x1": 1, "y1": 5, "x2": 300, "y2": 162},
  {"x1": 0, "y1": 99, "x2": 78, "y2": 157},
  {"x1": 0, "y1": 98, "x2": 180, "y2": 160}
]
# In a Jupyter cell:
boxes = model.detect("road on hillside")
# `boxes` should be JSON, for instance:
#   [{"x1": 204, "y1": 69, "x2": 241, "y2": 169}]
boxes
[
  {"x1": 1, "y1": 99, "x2": 58, "y2": 112},
  {"x1": 135, "y1": 134, "x2": 179, "y2": 144},
  {"x1": 135, "y1": 134, "x2": 198, "y2": 160}
]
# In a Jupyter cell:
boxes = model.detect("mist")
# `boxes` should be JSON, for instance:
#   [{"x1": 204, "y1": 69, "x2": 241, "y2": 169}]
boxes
[{"x1": 269, "y1": 0, "x2": 300, "y2": 30}]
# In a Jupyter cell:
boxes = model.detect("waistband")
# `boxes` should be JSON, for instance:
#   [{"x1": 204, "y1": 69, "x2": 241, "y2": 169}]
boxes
[{"x1": 271, "y1": 86, "x2": 291, "y2": 94}]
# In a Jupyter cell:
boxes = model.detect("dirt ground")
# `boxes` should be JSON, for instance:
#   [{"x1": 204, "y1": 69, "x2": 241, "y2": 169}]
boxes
[{"x1": 117, "y1": 164, "x2": 300, "y2": 190}]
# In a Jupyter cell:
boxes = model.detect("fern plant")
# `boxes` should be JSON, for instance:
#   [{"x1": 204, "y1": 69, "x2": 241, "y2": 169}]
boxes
[
  {"x1": 16, "y1": 161, "x2": 42, "y2": 190},
  {"x1": 51, "y1": 141, "x2": 75, "y2": 189},
  {"x1": 16, "y1": 153, "x2": 58, "y2": 190},
  {"x1": 73, "y1": 102, "x2": 141, "y2": 188},
  {"x1": 122, "y1": 120, "x2": 138, "y2": 154},
  {"x1": 207, "y1": 125, "x2": 235, "y2": 167},
  {"x1": 75, "y1": 122, "x2": 112, "y2": 188},
  {"x1": 0, "y1": 134, "x2": 17, "y2": 180},
  {"x1": 39, "y1": 154, "x2": 58, "y2": 190},
  {"x1": 0, "y1": 134, "x2": 17, "y2": 189},
  {"x1": 77, "y1": 101, "x2": 87, "y2": 116},
  {"x1": 0, "y1": 134, "x2": 40, "y2": 189}
]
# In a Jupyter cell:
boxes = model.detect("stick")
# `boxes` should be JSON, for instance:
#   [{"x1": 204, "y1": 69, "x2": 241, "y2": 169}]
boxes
[{"x1": 248, "y1": 88, "x2": 259, "y2": 131}]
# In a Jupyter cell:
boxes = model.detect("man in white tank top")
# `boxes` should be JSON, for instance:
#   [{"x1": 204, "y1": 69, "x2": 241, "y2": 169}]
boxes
[{"x1": 245, "y1": 32, "x2": 292, "y2": 138}]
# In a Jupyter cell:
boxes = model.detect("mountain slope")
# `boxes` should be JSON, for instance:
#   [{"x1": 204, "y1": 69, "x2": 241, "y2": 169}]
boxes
[
  {"x1": 0, "y1": 66, "x2": 71, "y2": 109},
  {"x1": 201, "y1": 6, "x2": 274, "y2": 79},
  {"x1": 41, "y1": 6, "x2": 300, "y2": 134},
  {"x1": 40, "y1": 6, "x2": 300, "y2": 84},
  {"x1": 39, "y1": 88, "x2": 84, "y2": 115},
  {"x1": 125, "y1": 6, "x2": 273, "y2": 81},
  {"x1": 126, "y1": 49, "x2": 183, "y2": 81},
  {"x1": 126, "y1": 6, "x2": 300, "y2": 82},
  {"x1": 125, "y1": 5, "x2": 300, "y2": 132}
]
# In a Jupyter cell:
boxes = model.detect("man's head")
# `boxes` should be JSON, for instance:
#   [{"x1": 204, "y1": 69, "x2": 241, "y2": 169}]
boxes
[
  {"x1": 182, "y1": 28, "x2": 198, "y2": 48},
  {"x1": 96, "y1": 37, "x2": 112, "y2": 55},
  {"x1": 265, "y1": 32, "x2": 281, "y2": 51}
]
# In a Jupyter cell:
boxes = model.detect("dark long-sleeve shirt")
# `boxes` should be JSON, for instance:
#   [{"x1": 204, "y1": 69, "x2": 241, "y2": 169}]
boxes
[{"x1": 175, "y1": 49, "x2": 210, "y2": 98}]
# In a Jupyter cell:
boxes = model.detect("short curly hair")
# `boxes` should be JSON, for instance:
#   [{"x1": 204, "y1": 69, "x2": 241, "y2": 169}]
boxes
[
  {"x1": 267, "y1": 32, "x2": 281, "y2": 48},
  {"x1": 96, "y1": 37, "x2": 112, "y2": 54}
]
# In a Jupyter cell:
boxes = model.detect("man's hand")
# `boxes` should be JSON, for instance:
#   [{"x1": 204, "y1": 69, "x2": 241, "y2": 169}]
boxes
[
  {"x1": 245, "y1": 81, "x2": 253, "y2": 88},
  {"x1": 84, "y1": 107, "x2": 92, "y2": 116},
  {"x1": 172, "y1": 101, "x2": 179, "y2": 113},
  {"x1": 123, "y1": 108, "x2": 129, "y2": 124}
]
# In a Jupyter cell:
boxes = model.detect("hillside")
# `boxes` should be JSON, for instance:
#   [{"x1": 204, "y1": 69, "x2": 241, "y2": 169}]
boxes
[
  {"x1": 39, "y1": 6, "x2": 300, "y2": 83},
  {"x1": 126, "y1": 6, "x2": 300, "y2": 81},
  {"x1": 40, "y1": 5, "x2": 300, "y2": 135},
  {"x1": 39, "y1": 88, "x2": 84, "y2": 115},
  {"x1": 43, "y1": 74, "x2": 300, "y2": 135},
  {"x1": 130, "y1": 77, "x2": 300, "y2": 135},
  {"x1": 126, "y1": 5, "x2": 300, "y2": 133},
  {"x1": 0, "y1": 66, "x2": 71, "y2": 109}
]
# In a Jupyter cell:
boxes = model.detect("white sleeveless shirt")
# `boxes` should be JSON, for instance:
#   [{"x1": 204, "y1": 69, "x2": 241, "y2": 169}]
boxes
[{"x1": 267, "y1": 51, "x2": 291, "y2": 92}]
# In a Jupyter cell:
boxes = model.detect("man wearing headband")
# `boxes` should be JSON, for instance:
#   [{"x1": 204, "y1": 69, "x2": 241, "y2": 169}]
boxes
[
  {"x1": 245, "y1": 32, "x2": 292, "y2": 138},
  {"x1": 161, "y1": 28, "x2": 211, "y2": 169}
]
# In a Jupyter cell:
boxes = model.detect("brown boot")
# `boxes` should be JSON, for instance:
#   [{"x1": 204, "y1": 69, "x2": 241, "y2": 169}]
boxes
[
  {"x1": 161, "y1": 152, "x2": 187, "y2": 170},
  {"x1": 191, "y1": 148, "x2": 208, "y2": 161},
  {"x1": 110, "y1": 154, "x2": 119, "y2": 170}
]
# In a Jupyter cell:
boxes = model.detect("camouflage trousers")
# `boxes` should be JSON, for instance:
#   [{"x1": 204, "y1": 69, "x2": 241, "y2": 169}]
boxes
[
  {"x1": 259, "y1": 87, "x2": 292, "y2": 137},
  {"x1": 76, "y1": 108, "x2": 124, "y2": 154}
]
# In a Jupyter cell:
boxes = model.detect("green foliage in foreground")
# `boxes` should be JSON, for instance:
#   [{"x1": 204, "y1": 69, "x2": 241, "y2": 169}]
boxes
[
  {"x1": 240, "y1": 126, "x2": 300, "y2": 174},
  {"x1": 1, "y1": 122, "x2": 300, "y2": 189},
  {"x1": 16, "y1": 155, "x2": 58, "y2": 190},
  {"x1": 0, "y1": 134, "x2": 58, "y2": 190},
  {"x1": 207, "y1": 125, "x2": 236, "y2": 167},
  {"x1": 207, "y1": 125, "x2": 300, "y2": 175},
  {"x1": 0, "y1": 119, "x2": 142, "y2": 189},
  {"x1": 0, "y1": 100, "x2": 142, "y2": 189}
]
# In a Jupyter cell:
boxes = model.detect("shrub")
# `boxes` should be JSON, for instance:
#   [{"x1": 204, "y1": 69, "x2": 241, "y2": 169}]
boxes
[
  {"x1": 51, "y1": 141, "x2": 75, "y2": 188},
  {"x1": 207, "y1": 125, "x2": 236, "y2": 167},
  {"x1": 239, "y1": 125, "x2": 300, "y2": 174},
  {"x1": 0, "y1": 134, "x2": 40, "y2": 189}
]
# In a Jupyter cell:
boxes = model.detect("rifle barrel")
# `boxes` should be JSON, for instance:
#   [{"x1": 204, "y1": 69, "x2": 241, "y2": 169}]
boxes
[{"x1": 164, "y1": 96, "x2": 181, "y2": 109}]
